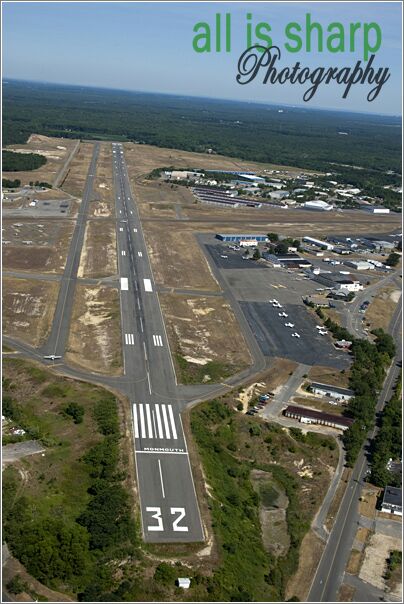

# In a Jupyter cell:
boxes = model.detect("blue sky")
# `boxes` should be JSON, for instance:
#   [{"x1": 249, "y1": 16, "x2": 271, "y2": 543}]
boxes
[{"x1": 2, "y1": 2, "x2": 402, "y2": 114}]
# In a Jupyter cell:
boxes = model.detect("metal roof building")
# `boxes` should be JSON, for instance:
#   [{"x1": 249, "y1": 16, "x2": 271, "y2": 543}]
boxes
[
  {"x1": 381, "y1": 486, "x2": 402, "y2": 516},
  {"x1": 283, "y1": 405, "x2": 354, "y2": 430},
  {"x1": 216, "y1": 233, "x2": 269, "y2": 242}
]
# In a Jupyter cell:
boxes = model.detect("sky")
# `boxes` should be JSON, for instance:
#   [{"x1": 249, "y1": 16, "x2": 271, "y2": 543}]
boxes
[{"x1": 2, "y1": 1, "x2": 402, "y2": 115}]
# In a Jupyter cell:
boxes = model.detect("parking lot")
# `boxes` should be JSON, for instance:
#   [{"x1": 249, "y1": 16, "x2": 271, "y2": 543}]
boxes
[
  {"x1": 240, "y1": 301, "x2": 349, "y2": 367},
  {"x1": 3, "y1": 197, "x2": 72, "y2": 217},
  {"x1": 206, "y1": 243, "x2": 267, "y2": 270}
]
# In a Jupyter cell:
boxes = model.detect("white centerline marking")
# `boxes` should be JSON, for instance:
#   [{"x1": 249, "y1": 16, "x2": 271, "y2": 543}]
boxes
[
  {"x1": 143, "y1": 341, "x2": 148, "y2": 361},
  {"x1": 147, "y1": 371, "x2": 152, "y2": 394},
  {"x1": 158, "y1": 459, "x2": 166, "y2": 498},
  {"x1": 140, "y1": 317, "x2": 144, "y2": 332}
]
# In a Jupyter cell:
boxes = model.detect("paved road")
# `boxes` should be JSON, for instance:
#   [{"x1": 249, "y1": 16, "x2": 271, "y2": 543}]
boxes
[
  {"x1": 308, "y1": 345, "x2": 402, "y2": 602},
  {"x1": 40, "y1": 143, "x2": 100, "y2": 358},
  {"x1": 2, "y1": 440, "x2": 45, "y2": 464},
  {"x1": 111, "y1": 144, "x2": 204, "y2": 543}
]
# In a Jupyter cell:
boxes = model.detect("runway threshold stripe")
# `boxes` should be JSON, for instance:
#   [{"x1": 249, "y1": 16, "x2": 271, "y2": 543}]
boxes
[
  {"x1": 155, "y1": 405, "x2": 164, "y2": 438},
  {"x1": 161, "y1": 405, "x2": 170, "y2": 439},
  {"x1": 133, "y1": 404, "x2": 139, "y2": 438},
  {"x1": 168, "y1": 405, "x2": 178, "y2": 440},
  {"x1": 139, "y1": 404, "x2": 146, "y2": 438},
  {"x1": 145, "y1": 404, "x2": 153, "y2": 438}
]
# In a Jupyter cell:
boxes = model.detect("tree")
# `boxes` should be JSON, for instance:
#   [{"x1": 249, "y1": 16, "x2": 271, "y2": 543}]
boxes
[
  {"x1": 386, "y1": 252, "x2": 400, "y2": 267},
  {"x1": 244, "y1": 249, "x2": 250, "y2": 256},
  {"x1": 267, "y1": 232, "x2": 279, "y2": 241},
  {"x1": 253, "y1": 248, "x2": 261, "y2": 260},
  {"x1": 64, "y1": 402, "x2": 84, "y2": 424},
  {"x1": 275, "y1": 241, "x2": 289, "y2": 255},
  {"x1": 154, "y1": 563, "x2": 176, "y2": 585}
]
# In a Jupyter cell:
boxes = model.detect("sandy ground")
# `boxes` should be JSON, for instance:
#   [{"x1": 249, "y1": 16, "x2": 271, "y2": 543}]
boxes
[
  {"x1": 365, "y1": 286, "x2": 401, "y2": 331},
  {"x1": 65, "y1": 285, "x2": 123, "y2": 375},
  {"x1": 359, "y1": 533, "x2": 402, "y2": 593},
  {"x1": 285, "y1": 530, "x2": 325, "y2": 601},
  {"x1": 78, "y1": 219, "x2": 117, "y2": 278},
  {"x1": 159, "y1": 293, "x2": 251, "y2": 373},
  {"x1": 2, "y1": 277, "x2": 60, "y2": 346}
]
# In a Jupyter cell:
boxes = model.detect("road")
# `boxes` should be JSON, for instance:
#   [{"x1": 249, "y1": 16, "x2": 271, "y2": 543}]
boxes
[
  {"x1": 111, "y1": 144, "x2": 204, "y2": 543},
  {"x1": 40, "y1": 143, "x2": 100, "y2": 358},
  {"x1": 308, "y1": 312, "x2": 402, "y2": 602}
]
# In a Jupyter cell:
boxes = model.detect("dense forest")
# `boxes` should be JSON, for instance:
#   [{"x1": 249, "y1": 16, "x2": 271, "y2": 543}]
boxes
[
  {"x1": 3, "y1": 80, "x2": 402, "y2": 197},
  {"x1": 2, "y1": 149, "x2": 47, "y2": 172}
]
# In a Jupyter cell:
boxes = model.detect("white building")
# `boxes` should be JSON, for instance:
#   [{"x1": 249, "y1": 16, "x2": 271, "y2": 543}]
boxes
[
  {"x1": 303, "y1": 200, "x2": 333, "y2": 211},
  {"x1": 310, "y1": 382, "x2": 354, "y2": 401},
  {"x1": 303, "y1": 236, "x2": 334, "y2": 251},
  {"x1": 345, "y1": 260, "x2": 375, "y2": 271},
  {"x1": 177, "y1": 578, "x2": 191, "y2": 589},
  {"x1": 239, "y1": 240, "x2": 258, "y2": 247},
  {"x1": 335, "y1": 279, "x2": 363, "y2": 292},
  {"x1": 364, "y1": 207, "x2": 390, "y2": 214}
]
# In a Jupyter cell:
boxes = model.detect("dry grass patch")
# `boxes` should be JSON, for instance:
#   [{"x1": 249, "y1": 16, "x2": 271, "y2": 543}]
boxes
[
  {"x1": 292, "y1": 395, "x2": 345, "y2": 416},
  {"x1": 66, "y1": 285, "x2": 122, "y2": 375},
  {"x1": 159, "y1": 293, "x2": 251, "y2": 383},
  {"x1": 134, "y1": 181, "x2": 194, "y2": 218},
  {"x1": 359, "y1": 533, "x2": 402, "y2": 591},
  {"x1": 89, "y1": 143, "x2": 115, "y2": 217},
  {"x1": 359, "y1": 485, "x2": 380, "y2": 518},
  {"x1": 143, "y1": 223, "x2": 219, "y2": 290},
  {"x1": 308, "y1": 365, "x2": 351, "y2": 388},
  {"x1": 365, "y1": 286, "x2": 401, "y2": 331},
  {"x1": 338, "y1": 583, "x2": 355, "y2": 601},
  {"x1": 60, "y1": 142, "x2": 95, "y2": 197},
  {"x1": 285, "y1": 530, "x2": 324, "y2": 601},
  {"x1": 78, "y1": 219, "x2": 117, "y2": 278},
  {"x1": 326, "y1": 467, "x2": 352, "y2": 531},
  {"x1": 2, "y1": 222, "x2": 75, "y2": 273},
  {"x1": 347, "y1": 549, "x2": 362, "y2": 574},
  {"x1": 3, "y1": 278, "x2": 59, "y2": 347}
]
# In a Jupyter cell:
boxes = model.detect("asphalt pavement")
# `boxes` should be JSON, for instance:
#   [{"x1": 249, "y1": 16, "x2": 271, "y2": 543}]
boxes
[{"x1": 111, "y1": 144, "x2": 204, "y2": 543}]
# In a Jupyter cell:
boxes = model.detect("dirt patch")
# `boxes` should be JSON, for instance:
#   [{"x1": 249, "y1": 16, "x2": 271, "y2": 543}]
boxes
[
  {"x1": 359, "y1": 533, "x2": 402, "y2": 591},
  {"x1": 359, "y1": 485, "x2": 380, "y2": 519},
  {"x1": 292, "y1": 395, "x2": 345, "y2": 416},
  {"x1": 159, "y1": 293, "x2": 251, "y2": 381},
  {"x1": 89, "y1": 143, "x2": 115, "y2": 217},
  {"x1": 238, "y1": 382, "x2": 266, "y2": 412},
  {"x1": 78, "y1": 219, "x2": 117, "y2": 278},
  {"x1": 65, "y1": 285, "x2": 122, "y2": 375},
  {"x1": 60, "y1": 142, "x2": 95, "y2": 197},
  {"x1": 365, "y1": 286, "x2": 401, "y2": 331},
  {"x1": 285, "y1": 530, "x2": 324, "y2": 601},
  {"x1": 3, "y1": 277, "x2": 59, "y2": 346},
  {"x1": 338, "y1": 583, "x2": 355, "y2": 602},
  {"x1": 144, "y1": 222, "x2": 219, "y2": 290},
  {"x1": 347, "y1": 549, "x2": 363, "y2": 574},
  {"x1": 251, "y1": 469, "x2": 290, "y2": 557}
]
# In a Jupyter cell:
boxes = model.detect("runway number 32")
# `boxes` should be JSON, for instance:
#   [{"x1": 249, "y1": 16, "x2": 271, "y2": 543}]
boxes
[{"x1": 146, "y1": 506, "x2": 188, "y2": 532}]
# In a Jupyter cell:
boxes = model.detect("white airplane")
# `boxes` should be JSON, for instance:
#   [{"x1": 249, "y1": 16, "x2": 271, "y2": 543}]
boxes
[
  {"x1": 278, "y1": 312, "x2": 288, "y2": 317},
  {"x1": 285, "y1": 322, "x2": 295, "y2": 328},
  {"x1": 315, "y1": 325, "x2": 323, "y2": 330},
  {"x1": 43, "y1": 355, "x2": 61, "y2": 361},
  {"x1": 319, "y1": 330, "x2": 328, "y2": 335},
  {"x1": 291, "y1": 332, "x2": 301, "y2": 338}
]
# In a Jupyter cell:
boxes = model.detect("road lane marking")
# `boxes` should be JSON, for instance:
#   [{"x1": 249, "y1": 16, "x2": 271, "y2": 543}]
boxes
[
  {"x1": 133, "y1": 228, "x2": 137, "y2": 233},
  {"x1": 135, "y1": 450, "x2": 187, "y2": 455},
  {"x1": 158, "y1": 459, "x2": 166, "y2": 498},
  {"x1": 155, "y1": 404, "x2": 164, "y2": 438},
  {"x1": 119, "y1": 227, "x2": 123, "y2": 231},
  {"x1": 139, "y1": 404, "x2": 146, "y2": 438},
  {"x1": 138, "y1": 251, "x2": 143, "y2": 257},
  {"x1": 144, "y1": 278, "x2": 152, "y2": 292},
  {"x1": 161, "y1": 405, "x2": 170, "y2": 439},
  {"x1": 145, "y1": 404, "x2": 153, "y2": 438},
  {"x1": 140, "y1": 316, "x2": 144, "y2": 332},
  {"x1": 133, "y1": 404, "x2": 139, "y2": 438},
  {"x1": 125, "y1": 333, "x2": 134, "y2": 345},
  {"x1": 137, "y1": 298, "x2": 141, "y2": 310},
  {"x1": 152, "y1": 411, "x2": 158, "y2": 440},
  {"x1": 121, "y1": 250, "x2": 126, "y2": 256},
  {"x1": 130, "y1": 210, "x2": 133, "y2": 215},
  {"x1": 147, "y1": 371, "x2": 152, "y2": 394},
  {"x1": 168, "y1": 405, "x2": 178, "y2": 440},
  {"x1": 120, "y1": 277, "x2": 128, "y2": 291},
  {"x1": 143, "y1": 341, "x2": 148, "y2": 361}
]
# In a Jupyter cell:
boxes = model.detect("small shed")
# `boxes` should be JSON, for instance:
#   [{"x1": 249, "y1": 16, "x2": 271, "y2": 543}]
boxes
[{"x1": 177, "y1": 578, "x2": 191, "y2": 589}]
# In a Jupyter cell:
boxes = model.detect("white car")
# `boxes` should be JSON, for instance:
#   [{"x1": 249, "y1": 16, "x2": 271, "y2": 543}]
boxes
[
  {"x1": 285, "y1": 322, "x2": 294, "y2": 328},
  {"x1": 291, "y1": 332, "x2": 300, "y2": 338},
  {"x1": 220, "y1": 255, "x2": 228, "y2": 259}
]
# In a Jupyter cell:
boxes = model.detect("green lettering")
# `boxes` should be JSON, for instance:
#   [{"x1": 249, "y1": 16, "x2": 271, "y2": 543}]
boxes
[
  {"x1": 327, "y1": 23, "x2": 345, "y2": 53},
  {"x1": 192, "y1": 22, "x2": 211, "y2": 53},
  {"x1": 284, "y1": 22, "x2": 302, "y2": 52}
]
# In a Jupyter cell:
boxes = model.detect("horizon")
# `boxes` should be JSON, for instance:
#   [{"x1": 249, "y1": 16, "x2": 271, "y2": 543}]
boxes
[{"x1": 3, "y1": 77, "x2": 402, "y2": 120}]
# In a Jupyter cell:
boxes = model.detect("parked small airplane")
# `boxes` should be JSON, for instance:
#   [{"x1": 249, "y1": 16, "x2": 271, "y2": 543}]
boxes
[
  {"x1": 285, "y1": 322, "x2": 295, "y2": 328},
  {"x1": 43, "y1": 355, "x2": 61, "y2": 361},
  {"x1": 278, "y1": 312, "x2": 288, "y2": 317},
  {"x1": 291, "y1": 332, "x2": 301, "y2": 338}
]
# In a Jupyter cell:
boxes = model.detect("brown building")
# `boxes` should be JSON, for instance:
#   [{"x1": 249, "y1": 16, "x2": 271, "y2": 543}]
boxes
[{"x1": 283, "y1": 405, "x2": 354, "y2": 431}]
